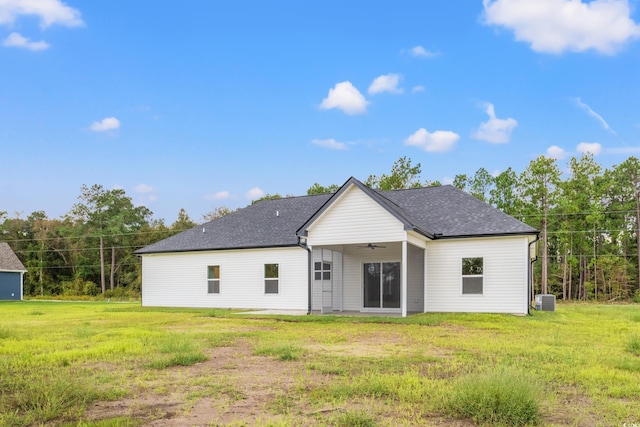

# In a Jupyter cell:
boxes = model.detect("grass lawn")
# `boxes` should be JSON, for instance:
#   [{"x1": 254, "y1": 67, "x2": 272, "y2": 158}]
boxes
[{"x1": 0, "y1": 301, "x2": 639, "y2": 426}]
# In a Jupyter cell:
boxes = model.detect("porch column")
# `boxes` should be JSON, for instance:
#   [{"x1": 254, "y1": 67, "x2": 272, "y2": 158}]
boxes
[
  {"x1": 423, "y1": 248, "x2": 428, "y2": 313},
  {"x1": 401, "y1": 240, "x2": 408, "y2": 317}
]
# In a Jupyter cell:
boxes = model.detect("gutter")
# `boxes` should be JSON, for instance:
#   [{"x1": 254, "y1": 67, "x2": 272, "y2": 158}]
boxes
[
  {"x1": 527, "y1": 235, "x2": 540, "y2": 315},
  {"x1": 297, "y1": 236, "x2": 312, "y2": 315},
  {"x1": 135, "y1": 243, "x2": 300, "y2": 256},
  {"x1": 432, "y1": 231, "x2": 539, "y2": 240}
]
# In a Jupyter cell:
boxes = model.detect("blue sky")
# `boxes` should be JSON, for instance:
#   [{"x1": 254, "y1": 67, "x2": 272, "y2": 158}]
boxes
[{"x1": 1, "y1": 0, "x2": 639, "y2": 223}]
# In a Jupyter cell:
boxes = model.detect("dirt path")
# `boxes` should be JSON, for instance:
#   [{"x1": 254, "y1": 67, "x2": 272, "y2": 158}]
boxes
[{"x1": 87, "y1": 342, "x2": 326, "y2": 426}]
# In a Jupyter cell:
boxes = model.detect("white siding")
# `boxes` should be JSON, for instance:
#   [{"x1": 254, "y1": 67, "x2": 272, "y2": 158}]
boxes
[
  {"x1": 407, "y1": 243, "x2": 424, "y2": 312},
  {"x1": 332, "y1": 251, "x2": 343, "y2": 311},
  {"x1": 341, "y1": 244, "x2": 401, "y2": 311},
  {"x1": 141, "y1": 247, "x2": 308, "y2": 309},
  {"x1": 426, "y1": 236, "x2": 529, "y2": 314},
  {"x1": 307, "y1": 185, "x2": 406, "y2": 246}
]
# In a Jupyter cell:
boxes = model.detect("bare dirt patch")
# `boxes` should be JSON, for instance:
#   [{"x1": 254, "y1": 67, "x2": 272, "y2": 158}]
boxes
[{"x1": 86, "y1": 342, "x2": 324, "y2": 426}]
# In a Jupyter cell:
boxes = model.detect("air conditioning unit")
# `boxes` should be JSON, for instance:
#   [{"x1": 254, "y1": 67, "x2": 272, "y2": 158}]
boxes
[{"x1": 535, "y1": 294, "x2": 556, "y2": 311}]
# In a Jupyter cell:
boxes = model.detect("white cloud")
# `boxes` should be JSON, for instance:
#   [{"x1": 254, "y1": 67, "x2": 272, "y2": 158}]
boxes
[
  {"x1": 573, "y1": 97, "x2": 616, "y2": 135},
  {"x1": 134, "y1": 183, "x2": 153, "y2": 194},
  {"x1": 311, "y1": 138, "x2": 348, "y2": 150},
  {"x1": 404, "y1": 128, "x2": 460, "y2": 152},
  {"x1": 204, "y1": 191, "x2": 231, "y2": 201},
  {"x1": 0, "y1": 0, "x2": 84, "y2": 28},
  {"x1": 368, "y1": 73, "x2": 403, "y2": 95},
  {"x1": 442, "y1": 177, "x2": 454, "y2": 185},
  {"x1": 90, "y1": 117, "x2": 120, "y2": 132},
  {"x1": 577, "y1": 142, "x2": 602, "y2": 155},
  {"x1": 3, "y1": 32, "x2": 49, "y2": 51},
  {"x1": 319, "y1": 81, "x2": 369, "y2": 115},
  {"x1": 473, "y1": 103, "x2": 518, "y2": 144},
  {"x1": 411, "y1": 85, "x2": 425, "y2": 93},
  {"x1": 483, "y1": 0, "x2": 640, "y2": 54},
  {"x1": 546, "y1": 145, "x2": 567, "y2": 159},
  {"x1": 409, "y1": 45, "x2": 439, "y2": 58},
  {"x1": 246, "y1": 187, "x2": 264, "y2": 199}
]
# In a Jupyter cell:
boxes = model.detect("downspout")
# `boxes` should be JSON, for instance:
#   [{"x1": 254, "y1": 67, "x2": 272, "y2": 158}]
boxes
[
  {"x1": 298, "y1": 236, "x2": 312, "y2": 315},
  {"x1": 528, "y1": 235, "x2": 540, "y2": 315}
]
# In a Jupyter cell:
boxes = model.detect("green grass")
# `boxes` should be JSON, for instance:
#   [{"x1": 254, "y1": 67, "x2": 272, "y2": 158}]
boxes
[
  {"x1": 0, "y1": 301, "x2": 639, "y2": 426},
  {"x1": 628, "y1": 336, "x2": 640, "y2": 356},
  {"x1": 254, "y1": 343, "x2": 305, "y2": 361},
  {"x1": 328, "y1": 410, "x2": 377, "y2": 427},
  {"x1": 443, "y1": 367, "x2": 541, "y2": 426}
]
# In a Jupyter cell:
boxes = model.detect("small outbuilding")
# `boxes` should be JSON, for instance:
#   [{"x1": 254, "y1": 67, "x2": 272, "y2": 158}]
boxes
[{"x1": 0, "y1": 242, "x2": 26, "y2": 301}]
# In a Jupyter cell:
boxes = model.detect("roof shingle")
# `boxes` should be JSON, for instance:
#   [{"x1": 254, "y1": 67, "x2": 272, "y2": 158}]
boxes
[
  {"x1": 0, "y1": 242, "x2": 27, "y2": 271},
  {"x1": 136, "y1": 179, "x2": 537, "y2": 255}
]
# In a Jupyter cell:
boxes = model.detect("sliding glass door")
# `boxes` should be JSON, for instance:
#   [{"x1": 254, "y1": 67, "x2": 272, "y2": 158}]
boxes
[{"x1": 363, "y1": 262, "x2": 400, "y2": 309}]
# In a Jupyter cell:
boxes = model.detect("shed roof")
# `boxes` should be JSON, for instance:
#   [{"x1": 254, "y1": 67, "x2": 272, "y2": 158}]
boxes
[
  {"x1": 0, "y1": 242, "x2": 27, "y2": 271},
  {"x1": 136, "y1": 177, "x2": 537, "y2": 255}
]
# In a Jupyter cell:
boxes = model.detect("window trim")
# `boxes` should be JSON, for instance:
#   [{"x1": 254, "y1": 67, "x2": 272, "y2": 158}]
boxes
[
  {"x1": 461, "y1": 257, "x2": 483, "y2": 296},
  {"x1": 207, "y1": 265, "x2": 220, "y2": 294},
  {"x1": 314, "y1": 261, "x2": 332, "y2": 281},
  {"x1": 264, "y1": 263, "x2": 279, "y2": 294}
]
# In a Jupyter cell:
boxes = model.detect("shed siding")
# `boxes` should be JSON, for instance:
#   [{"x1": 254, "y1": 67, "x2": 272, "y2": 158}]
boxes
[
  {"x1": 0, "y1": 272, "x2": 22, "y2": 300},
  {"x1": 426, "y1": 236, "x2": 528, "y2": 314},
  {"x1": 141, "y1": 247, "x2": 308, "y2": 309},
  {"x1": 307, "y1": 185, "x2": 406, "y2": 246}
]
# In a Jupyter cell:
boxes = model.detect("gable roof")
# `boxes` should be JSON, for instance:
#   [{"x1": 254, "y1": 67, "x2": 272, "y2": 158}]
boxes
[
  {"x1": 0, "y1": 242, "x2": 27, "y2": 272},
  {"x1": 296, "y1": 177, "x2": 434, "y2": 238},
  {"x1": 135, "y1": 193, "x2": 332, "y2": 254},
  {"x1": 298, "y1": 177, "x2": 537, "y2": 239},
  {"x1": 136, "y1": 177, "x2": 537, "y2": 255}
]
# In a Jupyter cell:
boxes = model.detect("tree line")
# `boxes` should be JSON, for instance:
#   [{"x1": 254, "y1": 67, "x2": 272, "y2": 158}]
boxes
[{"x1": 2, "y1": 155, "x2": 640, "y2": 301}]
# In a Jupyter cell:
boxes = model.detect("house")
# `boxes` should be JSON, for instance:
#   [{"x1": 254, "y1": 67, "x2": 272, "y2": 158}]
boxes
[
  {"x1": 136, "y1": 177, "x2": 539, "y2": 316},
  {"x1": 0, "y1": 242, "x2": 26, "y2": 301}
]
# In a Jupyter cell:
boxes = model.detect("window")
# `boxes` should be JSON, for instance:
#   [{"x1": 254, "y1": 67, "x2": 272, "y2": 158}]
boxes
[
  {"x1": 265, "y1": 263, "x2": 279, "y2": 294},
  {"x1": 462, "y1": 257, "x2": 483, "y2": 295},
  {"x1": 314, "y1": 262, "x2": 331, "y2": 281},
  {"x1": 207, "y1": 265, "x2": 220, "y2": 294}
]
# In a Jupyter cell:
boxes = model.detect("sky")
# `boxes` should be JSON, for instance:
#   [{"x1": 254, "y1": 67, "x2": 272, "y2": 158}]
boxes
[{"x1": 1, "y1": 0, "x2": 639, "y2": 223}]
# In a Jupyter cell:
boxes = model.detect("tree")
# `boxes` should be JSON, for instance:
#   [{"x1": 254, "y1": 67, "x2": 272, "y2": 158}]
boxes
[
  {"x1": 68, "y1": 185, "x2": 151, "y2": 293},
  {"x1": 470, "y1": 167, "x2": 494, "y2": 202},
  {"x1": 611, "y1": 157, "x2": 640, "y2": 294},
  {"x1": 520, "y1": 156, "x2": 561, "y2": 295},
  {"x1": 452, "y1": 174, "x2": 470, "y2": 192},
  {"x1": 251, "y1": 194, "x2": 289, "y2": 205},
  {"x1": 559, "y1": 154, "x2": 603, "y2": 300},
  {"x1": 202, "y1": 206, "x2": 235, "y2": 222},
  {"x1": 490, "y1": 167, "x2": 520, "y2": 216},
  {"x1": 307, "y1": 182, "x2": 340, "y2": 195},
  {"x1": 365, "y1": 156, "x2": 423, "y2": 190},
  {"x1": 172, "y1": 208, "x2": 197, "y2": 230}
]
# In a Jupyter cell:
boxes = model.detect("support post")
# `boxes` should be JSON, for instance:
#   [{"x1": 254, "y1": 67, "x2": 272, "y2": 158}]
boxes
[{"x1": 402, "y1": 240, "x2": 408, "y2": 318}]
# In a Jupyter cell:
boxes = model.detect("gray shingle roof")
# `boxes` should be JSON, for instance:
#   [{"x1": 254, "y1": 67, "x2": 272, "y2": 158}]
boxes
[
  {"x1": 0, "y1": 242, "x2": 27, "y2": 271},
  {"x1": 136, "y1": 178, "x2": 537, "y2": 255},
  {"x1": 378, "y1": 185, "x2": 538, "y2": 237},
  {"x1": 136, "y1": 193, "x2": 332, "y2": 254}
]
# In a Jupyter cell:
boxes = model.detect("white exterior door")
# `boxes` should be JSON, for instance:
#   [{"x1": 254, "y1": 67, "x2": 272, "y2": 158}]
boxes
[{"x1": 315, "y1": 261, "x2": 333, "y2": 313}]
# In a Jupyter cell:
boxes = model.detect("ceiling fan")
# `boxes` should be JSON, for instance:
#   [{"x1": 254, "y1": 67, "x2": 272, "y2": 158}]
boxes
[{"x1": 357, "y1": 243, "x2": 386, "y2": 250}]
